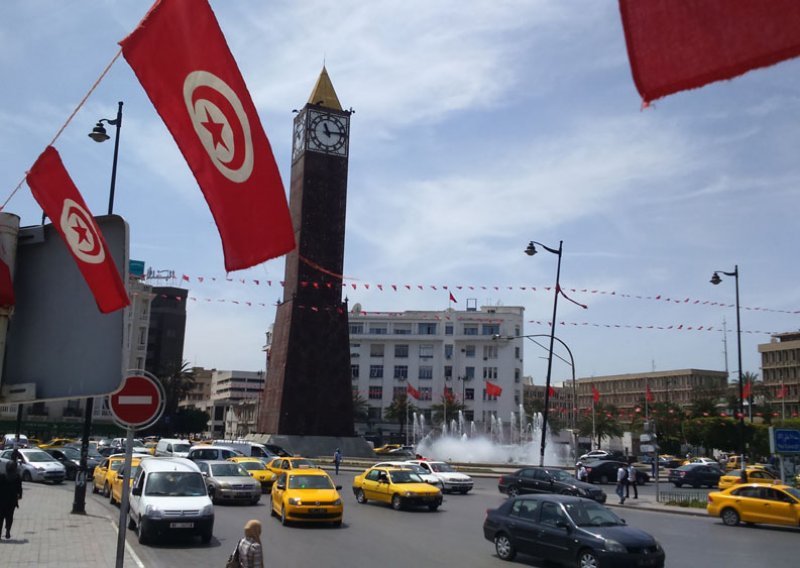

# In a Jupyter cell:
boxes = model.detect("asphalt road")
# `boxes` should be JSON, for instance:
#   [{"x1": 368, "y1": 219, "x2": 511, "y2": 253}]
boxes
[{"x1": 81, "y1": 474, "x2": 797, "y2": 568}]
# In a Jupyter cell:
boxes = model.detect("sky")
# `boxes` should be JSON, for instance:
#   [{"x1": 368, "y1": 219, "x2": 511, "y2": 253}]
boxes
[{"x1": 1, "y1": 1, "x2": 798, "y2": 388}]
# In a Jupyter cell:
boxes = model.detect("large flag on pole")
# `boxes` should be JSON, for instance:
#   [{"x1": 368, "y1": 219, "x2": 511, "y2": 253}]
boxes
[
  {"x1": 26, "y1": 147, "x2": 130, "y2": 314},
  {"x1": 591, "y1": 385, "x2": 601, "y2": 404},
  {"x1": 0, "y1": 258, "x2": 13, "y2": 307},
  {"x1": 406, "y1": 384, "x2": 421, "y2": 400},
  {"x1": 120, "y1": 0, "x2": 294, "y2": 272},
  {"x1": 485, "y1": 381, "x2": 502, "y2": 397}
]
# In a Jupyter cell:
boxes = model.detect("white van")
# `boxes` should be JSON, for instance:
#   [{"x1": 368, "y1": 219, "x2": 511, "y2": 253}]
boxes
[
  {"x1": 187, "y1": 444, "x2": 241, "y2": 462},
  {"x1": 212, "y1": 440, "x2": 275, "y2": 459},
  {"x1": 128, "y1": 457, "x2": 214, "y2": 544},
  {"x1": 155, "y1": 438, "x2": 192, "y2": 458},
  {"x1": 2, "y1": 434, "x2": 28, "y2": 449}
]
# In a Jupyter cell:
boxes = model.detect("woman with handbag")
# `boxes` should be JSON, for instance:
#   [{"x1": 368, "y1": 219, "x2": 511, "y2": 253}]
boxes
[{"x1": 228, "y1": 519, "x2": 263, "y2": 568}]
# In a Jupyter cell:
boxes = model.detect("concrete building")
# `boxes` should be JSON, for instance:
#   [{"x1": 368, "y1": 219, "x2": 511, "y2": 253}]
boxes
[
  {"x1": 758, "y1": 331, "x2": 800, "y2": 417},
  {"x1": 145, "y1": 286, "x2": 188, "y2": 379},
  {"x1": 208, "y1": 370, "x2": 265, "y2": 438},
  {"x1": 347, "y1": 303, "x2": 525, "y2": 433}
]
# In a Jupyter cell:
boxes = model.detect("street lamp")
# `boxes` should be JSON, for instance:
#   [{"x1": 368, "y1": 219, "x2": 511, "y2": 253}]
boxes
[
  {"x1": 710, "y1": 265, "x2": 745, "y2": 464},
  {"x1": 525, "y1": 240, "x2": 563, "y2": 466},
  {"x1": 88, "y1": 101, "x2": 124, "y2": 215}
]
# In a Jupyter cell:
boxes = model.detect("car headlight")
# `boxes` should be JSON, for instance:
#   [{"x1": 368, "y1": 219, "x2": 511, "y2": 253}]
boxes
[
  {"x1": 201, "y1": 504, "x2": 214, "y2": 516},
  {"x1": 605, "y1": 539, "x2": 627, "y2": 553},
  {"x1": 288, "y1": 497, "x2": 302, "y2": 505},
  {"x1": 144, "y1": 504, "x2": 163, "y2": 519},
  {"x1": 333, "y1": 498, "x2": 342, "y2": 506},
  {"x1": 218, "y1": 482, "x2": 231, "y2": 489},
  {"x1": 404, "y1": 491, "x2": 413, "y2": 497}
]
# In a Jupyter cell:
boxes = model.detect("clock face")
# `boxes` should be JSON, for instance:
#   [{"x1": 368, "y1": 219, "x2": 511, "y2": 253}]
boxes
[
  {"x1": 307, "y1": 111, "x2": 348, "y2": 156},
  {"x1": 292, "y1": 115, "x2": 306, "y2": 161}
]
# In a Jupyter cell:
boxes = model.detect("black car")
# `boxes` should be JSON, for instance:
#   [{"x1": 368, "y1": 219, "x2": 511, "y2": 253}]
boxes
[
  {"x1": 483, "y1": 494, "x2": 665, "y2": 567},
  {"x1": 583, "y1": 460, "x2": 650, "y2": 485},
  {"x1": 43, "y1": 447, "x2": 100, "y2": 480},
  {"x1": 667, "y1": 463, "x2": 722, "y2": 488},
  {"x1": 498, "y1": 467, "x2": 606, "y2": 503}
]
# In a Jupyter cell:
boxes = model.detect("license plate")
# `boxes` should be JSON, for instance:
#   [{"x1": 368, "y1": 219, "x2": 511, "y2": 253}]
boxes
[
  {"x1": 309, "y1": 508, "x2": 326, "y2": 513},
  {"x1": 169, "y1": 522, "x2": 194, "y2": 528}
]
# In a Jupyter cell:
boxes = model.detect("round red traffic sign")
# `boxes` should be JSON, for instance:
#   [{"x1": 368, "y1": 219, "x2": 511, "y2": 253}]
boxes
[{"x1": 109, "y1": 373, "x2": 165, "y2": 429}]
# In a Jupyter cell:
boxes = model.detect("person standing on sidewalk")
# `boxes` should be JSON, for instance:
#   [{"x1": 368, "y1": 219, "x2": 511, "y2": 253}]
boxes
[
  {"x1": 626, "y1": 461, "x2": 638, "y2": 499},
  {"x1": 236, "y1": 519, "x2": 264, "y2": 568},
  {"x1": 0, "y1": 461, "x2": 23, "y2": 539},
  {"x1": 333, "y1": 448, "x2": 342, "y2": 475},
  {"x1": 615, "y1": 464, "x2": 627, "y2": 504}
]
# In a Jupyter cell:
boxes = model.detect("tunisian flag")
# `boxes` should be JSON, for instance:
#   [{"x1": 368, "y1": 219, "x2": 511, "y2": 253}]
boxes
[
  {"x1": 406, "y1": 384, "x2": 421, "y2": 400},
  {"x1": 120, "y1": 0, "x2": 294, "y2": 272},
  {"x1": 0, "y1": 258, "x2": 13, "y2": 307},
  {"x1": 591, "y1": 385, "x2": 601, "y2": 404},
  {"x1": 619, "y1": 0, "x2": 800, "y2": 104},
  {"x1": 646, "y1": 385, "x2": 654, "y2": 402},
  {"x1": 26, "y1": 147, "x2": 130, "y2": 314},
  {"x1": 485, "y1": 381, "x2": 502, "y2": 397}
]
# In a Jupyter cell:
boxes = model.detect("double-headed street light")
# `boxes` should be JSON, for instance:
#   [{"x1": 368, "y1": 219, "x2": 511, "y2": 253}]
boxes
[
  {"x1": 525, "y1": 240, "x2": 563, "y2": 467},
  {"x1": 88, "y1": 101, "x2": 124, "y2": 215},
  {"x1": 710, "y1": 265, "x2": 745, "y2": 463}
]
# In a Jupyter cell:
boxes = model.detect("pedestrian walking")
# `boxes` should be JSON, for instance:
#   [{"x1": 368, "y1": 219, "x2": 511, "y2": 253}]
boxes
[
  {"x1": 232, "y1": 519, "x2": 263, "y2": 568},
  {"x1": 333, "y1": 448, "x2": 342, "y2": 475},
  {"x1": 626, "y1": 462, "x2": 638, "y2": 499},
  {"x1": 0, "y1": 461, "x2": 23, "y2": 539},
  {"x1": 576, "y1": 462, "x2": 588, "y2": 483},
  {"x1": 616, "y1": 464, "x2": 627, "y2": 504}
]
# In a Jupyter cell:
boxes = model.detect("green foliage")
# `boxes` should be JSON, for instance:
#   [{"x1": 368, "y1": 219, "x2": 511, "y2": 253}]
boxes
[
  {"x1": 431, "y1": 394, "x2": 465, "y2": 426},
  {"x1": 576, "y1": 403, "x2": 623, "y2": 448},
  {"x1": 384, "y1": 394, "x2": 416, "y2": 433},
  {"x1": 172, "y1": 408, "x2": 210, "y2": 435},
  {"x1": 352, "y1": 392, "x2": 369, "y2": 422},
  {"x1": 155, "y1": 362, "x2": 196, "y2": 435}
]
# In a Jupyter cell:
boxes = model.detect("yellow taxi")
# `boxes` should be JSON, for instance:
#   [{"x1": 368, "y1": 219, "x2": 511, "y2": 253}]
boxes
[
  {"x1": 229, "y1": 457, "x2": 277, "y2": 492},
  {"x1": 109, "y1": 458, "x2": 143, "y2": 505},
  {"x1": 708, "y1": 483, "x2": 800, "y2": 527},
  {"x1": 352, "y1": 466, "x2": 443, "y2": 511},
  {"x1": 270, "y1": 468, "x2": 343, "y2": 526},
  {"x1": 40, "y1": 438, "x2": 77, "y2": 449},
  {"x1": 92, "y1": 453, "x2": 148, "y2": 497},
  {"x1": 718, "y1": 467, "x2": 778, "y2": 490},
  {"x1": 373, "y1": 444, "x2": 402, "y2": 455},
  {"x1": 265, "y1": 456, "x2": 318, "y2": 477},
  {"x1": 27, "y1": 438, "x2": 43, "y2": 448},
  {"x1": 725, "y1": 455, "x2": 744, "y2": 471}
]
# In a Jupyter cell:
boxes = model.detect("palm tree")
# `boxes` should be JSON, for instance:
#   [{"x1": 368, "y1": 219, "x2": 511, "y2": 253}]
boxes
[
  {"x1": 431, "y1": 392, "x2": 465, "y2": 426},
  {"x1": 384, "y1": 394, "x2": 416, "y2": 434},
  {"x1": 156, "y1": 362, "x2": 195, "y2": 435},
  {"x1": 352, "y1": 391, "x2": 369, "y2": 423},
  {"x1": 576, "y1": 402, "x2": 623, "y2": 449}
]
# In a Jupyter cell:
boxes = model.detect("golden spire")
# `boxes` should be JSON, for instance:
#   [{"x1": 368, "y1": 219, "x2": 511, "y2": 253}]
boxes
[{"x1": 307, "y1": 66, "x2": 342, "y2": 111}]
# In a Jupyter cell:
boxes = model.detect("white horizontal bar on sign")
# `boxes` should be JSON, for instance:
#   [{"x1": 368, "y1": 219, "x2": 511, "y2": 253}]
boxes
[{"x1": 119, "y1": 395, "x2": 152, "y2": 405}]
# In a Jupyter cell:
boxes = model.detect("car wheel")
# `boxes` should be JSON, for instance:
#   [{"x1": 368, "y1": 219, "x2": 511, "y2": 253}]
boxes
[
  {"x1": 103, "y1": 483, "x2": 111, "y2": 498},
  {"x1": 494, "y1": 533, "x2": 516, "y2": 561},
  {"x1": 92, "y1": 480, "x2": 99, "y2": 494},
  {"x1": 127, "y1": 515, "x2": 136, "y2": 530},
  {"x1": 507, "y1": 486, "x2": 520, "y2": 498},
  {"x1": 428, "y1": 504, "x2": 439, "y2": 512},
  {"x1": 459, "y1": 488, "x2": 470, "y2": 494},
  {"x1": 577, "y1": 548, "x2": 599, "y2": 568},
  {"x1": 110, "y1": 491, "x2": 117, "y2": 506},
  {"x1": 692, "y1": 482, "x2": 700, "y2": 489},
  {"x1": 22, "y1": 471, "x2": 32, "y2": 482},
  {"x1": 200, "y1": 529, "x2": 212, "y2": 544},
  {"x1": 721, "y1": 508, "x2": 740, "y2": 526},
  {"x1": 355, "y1": 489, "x2": 367, "y2": 504},
  {"x1": 599, "y1": 475, "x2": 609, "y2": 484},
  {"x1": 208, "y1": 488, "x2": 217, "y2": 505},
  {"x1": 391, "y1": 494, "x2": 403, "y2": 511},
  {"x1": 280, "y1": 506, "x2": 289, "y2": 526},
  {"x1": 137, "y1": 519, "x2": 150, "y2": 545},
  {"x1": 250, "y1": 497, "x2": 260, "y2": 505}
]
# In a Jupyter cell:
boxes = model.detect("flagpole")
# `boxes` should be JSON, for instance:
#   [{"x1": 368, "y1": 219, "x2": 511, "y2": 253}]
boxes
[
  {"x1": 782, "y1": 379, "x2": 786, "y2": 422},
  {"x1": 592, "y1": 397, "x2": 596, "y2": 450}
]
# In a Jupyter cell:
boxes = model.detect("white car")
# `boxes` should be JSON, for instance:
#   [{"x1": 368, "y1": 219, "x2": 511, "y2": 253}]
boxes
[
  {"x1": 579, "y1": 450, "x2": 615, "y2": 461},
  {"x1": 373, "y1": 461, "x2": 443, "y2": 489},
  {"x1": 406, "y1": 460, "x2": 473, "y2": 494},
  {"x1": 0, "y1": 448, "x2": 66, "y2": 483}
]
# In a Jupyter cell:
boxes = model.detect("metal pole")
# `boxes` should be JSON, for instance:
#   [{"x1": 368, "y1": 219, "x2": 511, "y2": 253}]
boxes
[
  {"x1": 71, "y1": 397, "x2": 94, "y2": 514},
  {"x1": 733, "y1": 266, "x2": 745, "y2": 467},
  {"x1": 539, "y1": 240, "x2": 562, "y2": 467},
  {"x1": 107, "y1": 101, "x2": 123, "y2": 215},
  {"x1": 115, "y1": 428, "x2": 135, "y2": 568}
]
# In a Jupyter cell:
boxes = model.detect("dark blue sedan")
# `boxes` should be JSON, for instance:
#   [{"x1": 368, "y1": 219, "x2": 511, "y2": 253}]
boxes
[{"x1": 483, "y1": 494, "x2": 665, "y2": 567}]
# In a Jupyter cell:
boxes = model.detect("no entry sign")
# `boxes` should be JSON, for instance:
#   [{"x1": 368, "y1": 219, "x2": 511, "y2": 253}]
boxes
[{"x1": 109, "y1": 372, "x2": 165, "y2": 429}]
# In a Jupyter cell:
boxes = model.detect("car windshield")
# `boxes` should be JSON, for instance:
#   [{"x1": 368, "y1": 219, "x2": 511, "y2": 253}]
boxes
[
  {"x1": 429, "y1": 462, "x2": 455, "y2": 473},
  {"x1": 551, "y1": 470, "x2": 574, "y2": 482},
  {"x1": 239, "y1": 462, "x2": 265, "y2": 471},
  {"x1": 145, "y1": 472, "x2": 207, "y2": 496},
  {"x1": 288, "y1": 474, "x2": 334, "y2": 490},
  {"x1": 210, "y1": 463, "x2": 248, "y2": 477},
  {"x1": 172, "y1": 443, "x2": 192, "y2": 453},
  {"x1": 26, "y1": 451, "x2": 57, "y2": 463},
  {"x1": 290, "y1": 459, "x2": 316, "y2": 468},
  {"x1": 784, "y1": 487, "x2": 800, "y2": 500},
  {"x1": 389, "y1": 470, "x2": 424, "y2": 484},
  {"x1": 564, "y1": 502, "x2": 622, "y2": 527}
]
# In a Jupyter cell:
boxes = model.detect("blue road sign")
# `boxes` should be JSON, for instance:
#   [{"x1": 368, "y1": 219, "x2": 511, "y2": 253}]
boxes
[{"x1": 773, "y1": 429, "x2": 800, "y2": 454}]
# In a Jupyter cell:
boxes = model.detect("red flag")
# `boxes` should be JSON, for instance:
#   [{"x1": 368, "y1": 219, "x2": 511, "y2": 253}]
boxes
[
  {"x1": 120, "y1": 0, "x2": 294, "y2": 271},
  {"x1": 776, "y1": 385, "x2": 787, "y2": 399},
  {"x1": 0, "y1": 257, "x2": 13, "y2": 307},
  {"x1": 406, "y1": 384, "x2": 420, "y2": 400},
  {"x1": 547, "y1": 385, "x2": 556, "y2": 397},
  {"x1": 646, "y1": 385, "x2": 654, "y2": 402},
  {"x1": 25, "y1": 147, "x2": 129, "y2": 313},
  {"x1": 619, "y1": 0, "x2": 800, "y2": 104},
  {"x1": 485, "y1": 381, "x2": 502, "y2": 397},
  {"x1": 449, "y1": 291, "x2": 457, "y2": 303},
  {"x1": 591, "y1": 385, "x2": 600, "y2": 404},
  {"x1": 742, "y1": 380, "x2": 752, "y2": 400}
]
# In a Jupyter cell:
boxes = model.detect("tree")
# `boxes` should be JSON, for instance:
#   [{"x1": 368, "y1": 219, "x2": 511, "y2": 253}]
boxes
[
  {"x1": 384, "y1": 394, "x2": 416, "y2": 434},
  {"x1": 173, "y1": 408, "x2": 210, "y2": 436},
  {"x1": 431, "y1": 393, "x2": 465, "y2": 426},
  {"x1": 575, "y1": 403, "x2": 623, "y2": 449},
  {"x1": 352, "y1": 391, "x2": 369, "y2": 423}
]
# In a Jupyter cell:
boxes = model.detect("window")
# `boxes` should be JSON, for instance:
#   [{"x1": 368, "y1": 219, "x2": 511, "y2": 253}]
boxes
[
  {"x1": 445, "y1": 324, "x2": 453, "y2": 335},
  {"x1": 393, "y1": 387, "x2": 407, "y2": 399},
  {"x1": 482, "y1": 324, "x2": 500, "y2": 336},
  {"x1": 463, "y1": 324, "x2": 478, "y2": 336},
  {"x1": 369, "y1": 324, "x2": 388, "y2": 334},
  {"x1": 418, "y1": 323, "x2": 437, "y2": 335},
  {"x1": 138, "y1": 327, "x2": 147, "y2": 346},
  {"x1": 465, "y1": 388, "x2": 475, "y2": 400},
  {"x1": 370, "y1": 344, "x2": 385, "y2": 357},
  {"x1": 368, "y1": 386, "x2": 383, "y2": 400},
  {"x1": 515, "y1": 346, "x2": 520, "y2": 359},
  {"x1": 395, "y1": 344, "x2": 409, "y2": 358},
  {"x1": 369, "y1": 365, "x2": 384, "y2": 379},
  {"x1": 368, "y1": 407, "x2": 382, "y2": 420},
  {"x1": 445, "y1": 344, "x2": 454, "y2": 359},
  {"x1": 444, "y1": 366, "x2": 453, "y2": 379},
  {"x1": 511, "y1": 497, "x2": 540, "y2": 520},
  {"x1": 351, "y1": 364, "x2": 359, "y2": 379},
  {"x1": 465, "y1": 367, "x2": 475, "y2": 379},
  {"x1": 419, "y1": 344, "x2": 434, "y2": 359},
  {"x1": 394, "y1": 366, "x2": 408, "y2": 379},
  {"x1": 464, "y1": 345, "x2": 476, "y2": 357},
  {"x1": 483, "y1": 367, "x2": 498, "y2": 380},
  {"x1": 394, "y1": 323, "x2": 412, "y2": 335},
  {"x1": 350, "y1": 323, "x2": 363, "y2": 334},
  {"x1": 483, "y1": 345, "x2": 498, "y2": 359},
  {"x1": 419, "y1": 387, "x2": 432, "y2": 401},
  {"x1": 419, "y1": 366, "x2": 433, "y2": 380}
]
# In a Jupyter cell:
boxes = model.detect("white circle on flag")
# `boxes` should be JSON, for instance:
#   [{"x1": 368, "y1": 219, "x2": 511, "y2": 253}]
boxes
[
  {"x1": 183, "y1": 70, "x2": 254, "y2": 183},
  {"x1": 59, "y1": 198, "x2": 105, "y2": 264}
]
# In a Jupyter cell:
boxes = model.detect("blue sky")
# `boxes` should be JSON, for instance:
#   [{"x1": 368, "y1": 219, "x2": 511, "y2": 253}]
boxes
[{"x1": 2, "y1": 1, "x2": 798, "y2": 386}]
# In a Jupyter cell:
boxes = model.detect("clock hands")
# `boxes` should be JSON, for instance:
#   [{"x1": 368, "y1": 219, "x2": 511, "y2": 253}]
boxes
[{"x1": 323, "y1": 122, "x2": 344, "y2": 138}]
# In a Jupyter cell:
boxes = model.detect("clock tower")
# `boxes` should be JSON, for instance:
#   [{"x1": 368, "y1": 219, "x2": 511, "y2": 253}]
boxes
[{"x1": 258, "y1": 68, "x2": 355, "y2": 437}]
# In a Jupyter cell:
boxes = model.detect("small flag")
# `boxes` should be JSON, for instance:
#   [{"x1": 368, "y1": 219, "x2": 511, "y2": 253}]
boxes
[
  {"x1": 406, "y1": 384, "x2": 421, "y2": 400},
  {"x1": 646, "y1": 385, "x2": 654, "y2": 402},
  {"x1": 777, "y1": 385, "x2": 787, "y2": 399},
  {"x1": 591, "y1": 385, "x2": 600, "y2": 403},
  {"x1": 742, "y1": 380, "x2": 752, "y2": 400},
  {"x1": 547, "y1": 385, "x2": 556, "y2": 397},
  {"x1": 449, "y1": 291, "x2": 457, "y2": 303}
]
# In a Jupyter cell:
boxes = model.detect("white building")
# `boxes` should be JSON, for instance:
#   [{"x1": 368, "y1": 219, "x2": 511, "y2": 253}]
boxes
[
  {"x1": 208, "y1": 370, "x2": 265, "y2": 438},
  {"x1": 348, "y1": 303, "x2": 525, "y2": 432}
]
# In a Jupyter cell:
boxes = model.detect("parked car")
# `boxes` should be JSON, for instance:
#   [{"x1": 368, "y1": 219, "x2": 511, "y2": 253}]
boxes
[
  {"x1": 497, "y1": 466, "x2": 607, "y2": 503},
  {"x1": 406, "y1": 460, "x2": 473, "y2": 493},
  {"x1": 0, "y1": 448, "x2": 66, "y2": 483},
  {"x1": 228, "y1": 457, "x2": 277, "y2": 492},
  {"x1": 483, "y1": 494, "x2": 665, "y2": 566},
  {"x1": 639, "y1": 454, "x2": 681, "y2": 469},
  {"x1": 681, "y1": 457, "x2": 721, "y2": 467},
  {"x1": 578, "y1": 449, "x2": 624, "y2": 462},
  {"x1": 667, "y1": 464, "x2": 722, "y2": 488},
  {"x1": 373, "y1": 461, "x2": 443, "y2": 489},
  {"x1": 353, "y1": 466, "x2": 442, "y2": 511},
  {"x1": 110, "y1": 458, "x2": 143, "y2": 505},
  {"x1": 195, "y1": 460, "x2": 261, "y2": 505},
  {"x1": 707, "y1": 483, "x2": 800, "y2": 527},
  {"x1": 270, "y1": 467, "x2": 343, "y2": 526},
  {"x1": 583, "y1": 460, "x2": 649, "y2": 485},
  {"x1": 43, "y1": 446, "x2": 100, "y2": 480},
  {"x1": 154, "y1": 438, "x2": 192, "y2": 458},
  {"x1": 212, "y1": 440, "x2": 279, "y2": 459},
  {"x1": 92, "y1": 453, "x2": 150, "y2": 497},
  {"x1": 1, "y1": 433, "x2": 29, "y2": 449},
  {"x1": 717, "y1": 468, "x2": 777, "y2": 490}
]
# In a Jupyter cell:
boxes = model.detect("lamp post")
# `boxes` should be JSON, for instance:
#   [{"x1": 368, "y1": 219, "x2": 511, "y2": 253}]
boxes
[
  {"x1": 525, "y1": 240, "x2": 563, "y2": 466},
  {"x1": 88, "y1": 101, "x2": 124, "y2": 215},
  {"x1": 710, "y1": 265, "x2": 745, "y2": 464}
]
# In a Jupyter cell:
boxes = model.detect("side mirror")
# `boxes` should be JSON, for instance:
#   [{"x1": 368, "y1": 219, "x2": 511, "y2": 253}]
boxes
[
  {"x1": 335, "y1": 485, "x2": 342, "y2": 490},
  {"x1": 555, "y1": 519, "x2": 570, "y2": 530},
  {"x1": 276, "y1": 482, "x2": 286, "y2": 490},
  {"x1": 131, "y1": 487, "x2": 142, "y2": 496},
  {"x1": 201, "y1": 472, "x2": 208, "y2": 477}
]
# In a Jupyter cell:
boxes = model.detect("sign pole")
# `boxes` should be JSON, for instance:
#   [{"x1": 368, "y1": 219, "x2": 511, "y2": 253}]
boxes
[{"x1": 115, "y1": 427, "x2": 135, "y2": 568}]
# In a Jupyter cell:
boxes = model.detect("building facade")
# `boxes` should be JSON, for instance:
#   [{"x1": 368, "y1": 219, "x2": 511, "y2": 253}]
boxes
[
  {"x1": 209, "y1": 370, "x2": 265, "y2": 438},
  {"x1": 145, "y1": 286, "x2": 188, "y2": 379},
  {"x1": 758, "y1": 331, "x2": 800, "y2": 417}
]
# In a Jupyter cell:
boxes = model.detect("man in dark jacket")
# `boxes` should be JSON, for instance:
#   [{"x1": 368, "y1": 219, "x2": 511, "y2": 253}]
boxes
[{"x1": 0, "y1": 461, "x2": 23, "y2": 539}]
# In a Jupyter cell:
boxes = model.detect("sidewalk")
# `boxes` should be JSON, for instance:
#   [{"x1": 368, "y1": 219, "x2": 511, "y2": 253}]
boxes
[
  {"x1": 0, "y1": 481, "x2": 143, "y2": 567},
  {"x1": 604, "y1": 495, "x2": 708, "y2": 517}
]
